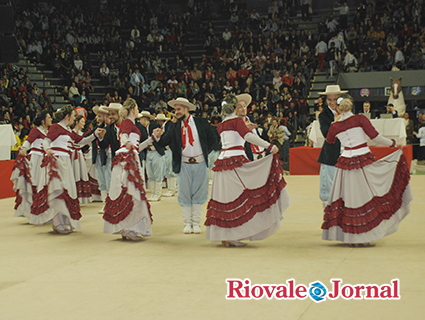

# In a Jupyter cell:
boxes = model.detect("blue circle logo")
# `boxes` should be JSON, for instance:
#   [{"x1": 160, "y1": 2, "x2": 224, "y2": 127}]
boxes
[{"x1": 309, "y1": 281, "x2": 327, "y2": 302}]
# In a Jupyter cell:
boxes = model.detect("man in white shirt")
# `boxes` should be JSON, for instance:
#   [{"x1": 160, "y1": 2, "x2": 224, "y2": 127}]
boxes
[{"x1": 157, "y1": 98, "x2": 218, "y2": 234}]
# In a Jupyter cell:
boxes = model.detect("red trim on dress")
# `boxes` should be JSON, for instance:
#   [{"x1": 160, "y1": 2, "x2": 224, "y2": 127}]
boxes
[
  {"x1": 103, "y1": 150, "x2": 153, "y2": 224},
  {"x1": 213, "y1": 155, "x2": 251, "y2": 172},
  {"x1": 322, "y1": 153, "x2": 410, "y2": 234},
  {"x1": 205, "y1": 154, "x2": 287, "y2": 228},
  {"x1": 218, "y1": 117, "x2": 251, "y2": 137},
  {"x1": 336, "y1": 152, "x2": 376, "y2": 170}
]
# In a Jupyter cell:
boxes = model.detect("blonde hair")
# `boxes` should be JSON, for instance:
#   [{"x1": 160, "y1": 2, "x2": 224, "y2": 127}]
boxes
[
  {"x1": 339, "y1": 98, "x2": 353, "y2": 112},
  {"x1": 120, "y1": 98, "x2": 137, "y2": 118},
  {"x1": 221, "y1": 93, "x2": 238, "y2": 117}
]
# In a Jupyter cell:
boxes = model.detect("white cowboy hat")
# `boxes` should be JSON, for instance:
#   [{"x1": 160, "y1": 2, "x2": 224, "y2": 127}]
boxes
[
  {"x1": 236, "y1": 93, "x2": 252, "y2": 106},
  {"x1": 319, "y1": 85, "x2": 348, "y2": 95},
  {"x1": 99, "y1": 106, "x2": 109, "y2": 114},
  {"x1": 155, "y1": 113, "x2": 170, "y2": 121},
  {"x1": 168, "y1": 97, "x2": 196, "y2": 111},
  {"x1": 105, "y1": 103, "x2": 122, "y2": 110},
  {"x1": 138, "y1": 110, "x2": 155, "y2": 119},
  {"x1": 92, "y1": 105, "x2": 108, "y2": 115}
]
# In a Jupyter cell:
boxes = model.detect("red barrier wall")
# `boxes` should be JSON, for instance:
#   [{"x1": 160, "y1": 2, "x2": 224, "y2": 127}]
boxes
[
  {"x1": 0, "y1": 160, "x2": 15, "y2": 199},
  {"x1": 290, "y1": 145, "x2": 413, "y2": 175}
]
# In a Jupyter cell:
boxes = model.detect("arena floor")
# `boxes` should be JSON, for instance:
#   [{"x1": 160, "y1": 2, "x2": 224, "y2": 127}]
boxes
[{"x1": 0, "y1": 175, "x2": 424, "y2": 320}]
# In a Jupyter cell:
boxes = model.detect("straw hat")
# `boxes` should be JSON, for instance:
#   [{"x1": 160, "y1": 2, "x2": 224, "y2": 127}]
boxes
[
  {"x1": 319, "y1": 85, "x2": 348, "y2": 95},
  {"x1": 92, "y1": 105, "x2": 109, "y2": 115},
  {"x1": 105, "y1": 103, "x2": 122, "y2": 110},
  {"x1": 138, "y1": 110, "x2": 155, "y2": 120},
  {"x1": 155, "y1": 113, "x2": 170, "y2": 121},
  {"x1": 168, "y1": 97, "x2": 196, "y2": 111},
  {"x1": 236, "y1": 93, "x2": 252, "y2": 106}
]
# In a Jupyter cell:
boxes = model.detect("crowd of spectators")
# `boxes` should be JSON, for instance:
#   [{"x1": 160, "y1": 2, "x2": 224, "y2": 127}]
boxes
[
  {"x1": 4, "y1": 0, "x2": 425, "y2": 152},
  {"x1": 317, "y1": 1, "x2": 425, "y2": 74}
]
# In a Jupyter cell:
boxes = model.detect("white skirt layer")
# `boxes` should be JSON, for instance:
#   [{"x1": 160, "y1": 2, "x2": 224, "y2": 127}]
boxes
[
  {"x1": 206, "y1": 154, "x2": 290, "y2": 242},
  {"x1": 30, "y1": 155, "x2": 81, "y2": 229},
  {"x1": 322, "y1": 149, "x2": 412, "y2": 243},
  {"x1": 72, "y1": 150, "x2": 92, "y2": 204},
  {"x1": 103, "y1": 150, "x2": 152, "y2": 236}
]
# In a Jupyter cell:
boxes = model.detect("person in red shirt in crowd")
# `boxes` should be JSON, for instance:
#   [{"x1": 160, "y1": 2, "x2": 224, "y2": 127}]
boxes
[
  {"x1": 226, "y1": 67, "x2": 237, "y2": 85},
  {"x1": 238, "y1": 65, "x2": 250, "y2": 82},
  {"x1": 281, "y1": 70, "x2": 294, "y2": 89}
]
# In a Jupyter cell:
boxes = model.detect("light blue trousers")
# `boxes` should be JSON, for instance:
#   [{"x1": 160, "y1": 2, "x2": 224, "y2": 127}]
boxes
[
  {"x1": 146, "y1": 151, "x2": 165, "y2": 182},
  {"x1": 177, "y1": 161, "x2": 209, "y2": 207},
  {"x1": 95, "y1": 155, "x2": 112, "y2": 191},
  {"x1": 319, "y1": 163, "x2": 337, "y2": 202}
]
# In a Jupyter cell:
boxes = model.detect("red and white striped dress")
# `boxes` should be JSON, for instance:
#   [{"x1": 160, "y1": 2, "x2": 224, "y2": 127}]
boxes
[
  {"x1": 103, "y1": 118, "x2": 154, "y2": 236},
  {"x1": 205, "y1": 114, "x2": 290, "y2": 242},
  {"x1": 321, "y1": 112, "x2": 412, "y2": 243}
]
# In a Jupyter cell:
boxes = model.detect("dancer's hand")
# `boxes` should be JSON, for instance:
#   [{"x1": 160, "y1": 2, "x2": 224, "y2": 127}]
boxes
[
  {"x1": 396, "y1": 140, "x2": 403, "y2": 148},
  {"x1": 46, "y1": 149, "x2": 54, "y2": 156},
  {"x1": 125, "y1": 141, "x2": 133, "y2": 149},
  {"x1": 271, "y1": 145, "x2": 279, "y2": 154},
  {"x1": 19, "y1": 148, "x2": 27, "y2": 156},
  {"x1": 334, "y1": 114, "x2": 342, "y2": 122},
  {"x1": 152, "y1": 128, "x2": 163, "y2": 138}
]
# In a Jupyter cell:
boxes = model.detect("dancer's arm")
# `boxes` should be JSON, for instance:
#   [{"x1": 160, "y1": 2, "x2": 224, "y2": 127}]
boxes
[{"x1": 244, "y1": 132, "x2": 278, "y2": 154}]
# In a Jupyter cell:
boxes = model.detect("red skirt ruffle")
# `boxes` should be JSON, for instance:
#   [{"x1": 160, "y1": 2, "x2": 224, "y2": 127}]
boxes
[
  {"x1": 12, "y1": 154, "x2": 31, "y2": 210},
  {"x1": 89, "y1": 174, "x2": 101, "y2": 196},
  {"x1": 103, "y1": 151, "x2": 153, "y2": 225},
  {"x1": 336, "y1": 152, "x2": 376, "y2": 170},
  {"x1": 213, "y1": 155, "x2": 251, "y2": 172},
  {"x1": 205, "y1": 154, "x2": 286, "y2": 228},
  {"x1": 322, "y1": 154, "x2": 410, "y2": 234},
  {"x1": 76, "y1": 179, "x2": 92, "y2": 199}
]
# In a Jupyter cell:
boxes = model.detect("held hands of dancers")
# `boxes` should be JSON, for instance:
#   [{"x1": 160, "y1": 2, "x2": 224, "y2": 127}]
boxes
[
  {"x1": 271, "y1": 145, "x2": 279, "y2": 154},
  {"x1": 95, "y1": 128, "x2": 106, "y2": 139},
  {"x1": 19, "y1": 147, "x2": 27, "y2": 156},
  {"x1": 152, "y1": 128, "x2": 164, "y2": 140}
]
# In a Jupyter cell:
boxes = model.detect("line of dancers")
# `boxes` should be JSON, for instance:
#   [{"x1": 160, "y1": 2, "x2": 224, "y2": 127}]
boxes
[{"x1": 11, "y1": 88, "x2": 412, "y2": 247}]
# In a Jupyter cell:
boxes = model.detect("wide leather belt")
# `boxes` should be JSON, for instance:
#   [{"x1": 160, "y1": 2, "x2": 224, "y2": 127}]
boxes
[{"x1": 182, "y1": 154, "x2": 204, "y2": 164}]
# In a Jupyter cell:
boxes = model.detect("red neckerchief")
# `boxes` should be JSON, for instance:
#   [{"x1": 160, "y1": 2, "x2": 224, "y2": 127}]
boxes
[{"x1": 181, "y1": 115, "x2": 194, "y2": 149}]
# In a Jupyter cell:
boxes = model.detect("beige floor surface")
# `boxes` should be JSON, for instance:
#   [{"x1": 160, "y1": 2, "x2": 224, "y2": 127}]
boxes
[{"x1": 0, "y1": 175, "x2": 424, "y2": 320}]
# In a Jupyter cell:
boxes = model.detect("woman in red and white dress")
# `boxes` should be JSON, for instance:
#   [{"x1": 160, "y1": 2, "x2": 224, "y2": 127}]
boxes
[
  {"x1": 70, "y1": 115, "x2": 92, "y2": 204},
  {"x1": 30, "y1": 105, "x2": 105, "y2": 234},
  {"x1": 103, "y1": 98, "x2": 163, "y2": 241},
  {"x1": 11, "y1": 110, "x2": 52, "y2": 219},
  {"x1": 321, "y1": 98, "x2": 412, "y2": 246},
  {"x1": 205, "y1": 95, "x2": 291, "y2": 247}
]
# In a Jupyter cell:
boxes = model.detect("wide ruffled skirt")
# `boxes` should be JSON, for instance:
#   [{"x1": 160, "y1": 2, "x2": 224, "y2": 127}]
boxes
[
  {"x1": 205, "y1": 154, "x2": 290, "y2": 242},
  {"x1": 103, "y1": 148, "x2": 153, "y2": 236},
  {"x1": 72, "y1": 150, "x2": 92, "y2": 204},
  {"x1": 322, "y1": 149, "x2": 412, "y2": 243},
  {"x1": 30, "y1": 155, "x2": 82, "y2": 229},
  {"x1": 10, "y1": 154, "x2": 32, "y2": 218}
]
